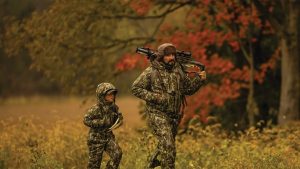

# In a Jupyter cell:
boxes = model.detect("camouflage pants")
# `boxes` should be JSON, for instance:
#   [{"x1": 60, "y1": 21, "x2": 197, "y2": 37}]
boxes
[
  {"x1": 147, "y1": 113, "x2": 181, "y2": 169},
  {"x1": 87, "y1": 137, "x2": 122, "y2": 169}
]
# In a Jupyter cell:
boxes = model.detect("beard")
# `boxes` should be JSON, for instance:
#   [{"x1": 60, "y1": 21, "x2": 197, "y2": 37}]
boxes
[
  {"x1": 168, "y1": 60, "x2": 175, "y2": 65},
  {"x1": 163, "y1": 60, "x2": 175, "y2": 70}
]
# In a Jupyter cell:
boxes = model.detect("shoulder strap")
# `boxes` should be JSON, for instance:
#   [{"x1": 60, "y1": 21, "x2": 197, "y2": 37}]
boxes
[{"x1": 175, "y1": 65, "x2": 188, "y2": 111}]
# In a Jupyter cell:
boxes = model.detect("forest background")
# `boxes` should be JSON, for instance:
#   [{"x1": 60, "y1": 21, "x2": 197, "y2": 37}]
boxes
[{"x1": 0, "y1": 0, "x2": 299, "y2": 168}]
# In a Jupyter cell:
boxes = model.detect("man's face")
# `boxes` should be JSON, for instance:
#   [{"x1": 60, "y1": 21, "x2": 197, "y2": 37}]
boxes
[
  {"x1": 104, "y1": 92, "x2": 116, "y2": 103},
  {"x1": 163, "y1": 54, "x2": 175, "y2": 66}
]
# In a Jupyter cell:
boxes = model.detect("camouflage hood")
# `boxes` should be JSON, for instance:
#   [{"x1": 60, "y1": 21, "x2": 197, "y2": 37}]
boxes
[{"x1": 96, "y1": 82, "x2": 118, "y2": 104}]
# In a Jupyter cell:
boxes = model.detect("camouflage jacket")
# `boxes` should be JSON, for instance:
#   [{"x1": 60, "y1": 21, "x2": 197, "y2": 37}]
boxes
[
  {"x1": 131, "y1": 60, "x2": 204, "y2": 119},
  {"x1": 83, "y1": 83, "x2": 123, "y2": 143},
  {"x1": 84, "y1": 103, "x2": 122, "y2": 143}
]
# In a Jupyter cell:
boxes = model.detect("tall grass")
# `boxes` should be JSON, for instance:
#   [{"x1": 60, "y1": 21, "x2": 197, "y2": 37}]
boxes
[{"x1": 1, "y1": 118, "x2": 300, "y2": 169}]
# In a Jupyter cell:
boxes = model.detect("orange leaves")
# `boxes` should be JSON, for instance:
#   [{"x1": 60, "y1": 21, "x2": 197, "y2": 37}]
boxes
[
  {"x1": 115, "y1": 54, "x2": 148, "y2": 71},
  {"x1": 229, "y1": 41, "x2": 240, "y2": 52},
  {"x1": 215, "y1": 10, "x2": 235, "y2": 25},
  {"x1": 229, "y1": 66, "x2": 250, "y2": 82},
  {"x1": 117, "y1": 0, "x2": 279, "y2": 124},
  {"x1": 205, "y1": 54, "x2": 234, "y2": 74},
  {"x1": 203, "y1": 0, "x2": 212, "y2": 5},
  {"x1": 255, "y1": 47, "x2": 280, "y2": 84},
  {"x1": 184, "y1": 75, "x2": 243, "y2": 123},
  {"x1": 129, "y1": 0, "x2": 152, "y2": 16}
]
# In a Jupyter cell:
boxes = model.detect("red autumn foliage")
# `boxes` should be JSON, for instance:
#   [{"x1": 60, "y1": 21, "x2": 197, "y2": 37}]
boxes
[
  {"x1": 115, "y1": 53, "x2": 148, "y2": 71},
  {"x1": 255, "y1": 47, "x2": 280, "y2": 84},
  {"x1": 129, "y1": 0, "x2": 153, "y2": 16},
  {"x1": 117, "y1": 0, "x2": 278, "y2": 124}
]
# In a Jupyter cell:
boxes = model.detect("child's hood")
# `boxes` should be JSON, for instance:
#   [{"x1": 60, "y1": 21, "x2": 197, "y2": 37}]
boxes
[{"x1": 96, "y1": 82, "x2": 118, "y2": 103}]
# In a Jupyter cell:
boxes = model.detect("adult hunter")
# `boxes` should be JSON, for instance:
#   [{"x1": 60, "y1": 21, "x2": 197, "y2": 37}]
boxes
[{"x1": 131, "y1": 43, "x2": 206, "y2": 169}]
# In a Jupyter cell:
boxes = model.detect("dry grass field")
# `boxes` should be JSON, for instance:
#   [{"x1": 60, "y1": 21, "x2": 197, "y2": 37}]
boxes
[
  {"x1": 0, "y1": 96, "x2": 300, "y2": 169},
  {"x1": 0, "y1": 95, "x2": 145, "y2": 128}
]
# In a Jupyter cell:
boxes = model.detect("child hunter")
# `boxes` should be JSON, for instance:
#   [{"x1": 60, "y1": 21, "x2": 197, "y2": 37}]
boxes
[{"x1": 83, "y1": 83, "x2": 123, "y2": 169}]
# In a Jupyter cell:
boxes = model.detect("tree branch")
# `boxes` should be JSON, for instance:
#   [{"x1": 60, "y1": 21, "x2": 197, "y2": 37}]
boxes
[
  {"x1": 102, "y1": 1, "x2": 192, "y2": 20},
  {"x1": 142, "y1": 5, "x2": 171, "y2": 45},
  {"x1": 106, "y1": 37, "x2": 155, "y2": 48},
  {"x1": 59, "y1": 37, "x2": 155, "y2": 51}
]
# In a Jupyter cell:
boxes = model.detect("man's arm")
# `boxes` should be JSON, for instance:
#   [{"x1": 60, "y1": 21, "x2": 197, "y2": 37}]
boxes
[
  {"x1": 131, "y1": 67, "x2": 167, "y2": 104},
  {"x1": 182, "y1": 71, "x2": 206, "y2": 95}
]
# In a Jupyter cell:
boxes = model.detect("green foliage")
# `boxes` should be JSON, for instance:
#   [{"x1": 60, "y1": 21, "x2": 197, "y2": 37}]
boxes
[
  {"x1": 1, "y1": 118, "x2": 300, "y2": 169},
  {"x1": 0, "y1": 0, "x2": 58, "y2": 97},
  {"x1": 24, "y1": 0, "x2": 120, "y2": 94},
  {"x1": 3, "y1": 0, "x2": 140, "y2": 95},
  {"x1": 0, "y1": 50, "x2": 60, "y2": 96},
  {"x1": 2, "y1": 0, "x2": 188, "y2": 96}
]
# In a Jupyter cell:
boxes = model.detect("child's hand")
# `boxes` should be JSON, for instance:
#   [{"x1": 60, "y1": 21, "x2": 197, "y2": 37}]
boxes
[{"x1": 118, "y1": 112, "x2": 123, "y2": 121}]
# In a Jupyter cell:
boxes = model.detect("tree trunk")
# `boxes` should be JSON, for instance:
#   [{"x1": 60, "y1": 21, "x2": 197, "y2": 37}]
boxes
[
  {"x1": 246, "y1": 49, "x2": 259, "y2": 127},
  {"x1": 278, "y1": 0, "x2": 300, "y2": 124}
]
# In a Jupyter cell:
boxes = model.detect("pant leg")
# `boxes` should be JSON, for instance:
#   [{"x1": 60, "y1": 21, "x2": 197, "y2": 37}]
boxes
[
  {"x1": 171, "y1": 117, "x2": 181, "y2": 139},
  {"x1": 87, "y1": 143, "x2": 105, "y2": 169},
  {"x1": 104, "y1": 136, "x2": 122, "y2": 169},
  {"x1": 147, "y1": 116, "x2": 181, "y2": 169},
  {"x1": 147, "y1": 148, "x2": 161, "y2": 168},
  {"x1": 148, "y1": 114, "x2": 176, "y2": 169}
]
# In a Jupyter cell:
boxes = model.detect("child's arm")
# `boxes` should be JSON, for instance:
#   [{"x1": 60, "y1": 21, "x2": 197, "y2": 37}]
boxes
[
  {"x1": 109, "y1": 112, "x2": 123, "y2": 130},
  {"x1": 83, "y1": 107, "x2": 108, "y2": 128}
]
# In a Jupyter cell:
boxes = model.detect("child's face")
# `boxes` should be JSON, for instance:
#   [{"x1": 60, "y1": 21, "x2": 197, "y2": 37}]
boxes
[{"x1": 104, "y1": 92, "x2": 116, "y2": 103}]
